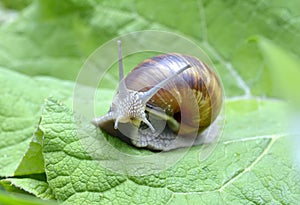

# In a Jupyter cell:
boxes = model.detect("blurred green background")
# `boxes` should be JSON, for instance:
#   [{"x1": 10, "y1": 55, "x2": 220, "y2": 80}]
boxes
[{"x1": 0, "y1": 0, "x2": 299, "y2": 98}]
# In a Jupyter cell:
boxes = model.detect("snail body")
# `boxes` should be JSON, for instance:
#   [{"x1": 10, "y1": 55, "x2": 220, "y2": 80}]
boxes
[{"x1": 93, "y1": 41, "x2": 223, "y2": 151}]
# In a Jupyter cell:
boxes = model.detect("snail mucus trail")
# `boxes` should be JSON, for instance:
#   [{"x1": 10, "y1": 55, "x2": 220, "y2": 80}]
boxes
[{"x1": 93, "y1": 40, "x2": 223, "y2": 151}]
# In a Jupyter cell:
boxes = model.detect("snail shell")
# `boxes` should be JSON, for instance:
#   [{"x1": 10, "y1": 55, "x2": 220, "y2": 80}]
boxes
[
  {"x1": 125, "y1": 53, "x2": 222, "y2": 135},
  {"x1": 93, "y1": 41, "x2": 223, "y2": 151}
]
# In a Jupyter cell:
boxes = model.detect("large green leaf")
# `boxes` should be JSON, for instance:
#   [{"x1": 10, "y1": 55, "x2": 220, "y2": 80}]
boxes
[{"x1": 39, "y1": 98, "x2": 299, "y2": 204}]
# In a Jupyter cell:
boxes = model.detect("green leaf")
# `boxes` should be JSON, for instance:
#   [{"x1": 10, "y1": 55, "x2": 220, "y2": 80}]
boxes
[
  {"x1": 1, "y1": 178, "x2": 54, "y2": 200},
  {"x1": 0, "y1": 191, "x2": 57, "y2": 205},
  {"x1": 0, "y1": 0, "x2": 103, "y2": 81},
  {"x1": 40, "y1": 98, "x2": 299, "y2": 204},
  {"x1": 0, "y1": 67, "x2": 74, "y2": 177},
  {"x1": 14, "y1": 129, "x2": 45, "y2": 176}
]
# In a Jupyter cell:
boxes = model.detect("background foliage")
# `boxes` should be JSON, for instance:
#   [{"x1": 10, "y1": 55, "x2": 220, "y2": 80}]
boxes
[{"x1": 0, "y1": 0, "x2": 299, "y2": 204}]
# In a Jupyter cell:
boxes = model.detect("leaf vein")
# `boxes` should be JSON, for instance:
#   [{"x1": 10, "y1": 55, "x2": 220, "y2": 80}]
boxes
[{"x1": 218, "y1": 136, "x2": 276, "y2": 192}]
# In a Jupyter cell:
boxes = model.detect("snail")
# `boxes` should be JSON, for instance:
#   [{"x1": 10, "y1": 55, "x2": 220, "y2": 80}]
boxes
[{"x1": 93, "y1": 40, "x2": 223, "y2": 151}]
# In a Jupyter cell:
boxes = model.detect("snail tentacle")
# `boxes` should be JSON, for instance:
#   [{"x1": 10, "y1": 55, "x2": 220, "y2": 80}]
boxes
[
  {"x1": 117, "y1": 40, "x2": 128, "y2": 96},
  {"x1": 141, "y1": 64, "x2": 191, "y2": 104}
]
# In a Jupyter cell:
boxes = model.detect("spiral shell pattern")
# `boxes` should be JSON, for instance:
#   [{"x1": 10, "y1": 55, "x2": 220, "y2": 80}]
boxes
[{"x1": 124, "y1": 53, "x2": 223, "y2": 136}]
